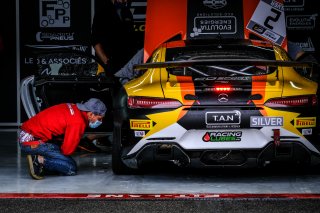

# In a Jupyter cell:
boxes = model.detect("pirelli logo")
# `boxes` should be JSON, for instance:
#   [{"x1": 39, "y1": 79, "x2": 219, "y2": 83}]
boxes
[
  {"x1": 294, "y1": 117, "x2": 316, "y2": 128},
  {"x1": 130, "y1": 120, "x2": 153, "y2": 130}
]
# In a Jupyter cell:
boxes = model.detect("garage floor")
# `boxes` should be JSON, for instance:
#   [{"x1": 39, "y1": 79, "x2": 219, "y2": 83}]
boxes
[{"x1": 2, "y1": 129, "x2": 320, "y2": 194}]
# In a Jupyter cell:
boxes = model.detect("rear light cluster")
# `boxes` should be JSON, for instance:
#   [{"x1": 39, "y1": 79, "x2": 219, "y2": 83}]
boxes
[
  {"x1": 264, "y1": 95, "x2": 317, "y2": 107},
  {"x1": 214, "y1": 86, "x2": 231, "y2": 92},
  {"x1": 128, "y1": 96, "x2": 182, "y2": 109},
  {"x1": 204, "y1": 86, "x2": 242, "y2": 92}
]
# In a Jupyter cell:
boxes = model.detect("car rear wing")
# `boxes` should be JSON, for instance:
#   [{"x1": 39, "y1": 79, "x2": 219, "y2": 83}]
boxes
[
  {"x1": 133, "y1": 59, "x2": 317, "y2": 70},
  {"x1": 134, "y1": 59, "x2": 318, "y2": 81}
]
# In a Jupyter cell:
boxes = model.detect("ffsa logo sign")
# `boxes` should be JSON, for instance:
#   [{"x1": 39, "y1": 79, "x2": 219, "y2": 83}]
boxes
[{"x1": 39, "y1": 0, "x2": 70, "y2": 28}]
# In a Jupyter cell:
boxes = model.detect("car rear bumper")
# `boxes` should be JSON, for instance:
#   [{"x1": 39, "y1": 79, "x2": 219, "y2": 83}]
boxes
[
  {"x1": 127, "y1": 127, "x2": 319, "y2": 155},
  {"x1": 122, "y1": 141, "x2": 320, "y2": 169}
]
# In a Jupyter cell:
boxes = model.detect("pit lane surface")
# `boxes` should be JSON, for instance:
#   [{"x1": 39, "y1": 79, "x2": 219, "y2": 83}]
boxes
[
  {"x1": 1, "y1": 130, "x2": 320, "y2": 194},
  {"x1": 1, "y1": 130, "x2": 320, "y2": 212}
]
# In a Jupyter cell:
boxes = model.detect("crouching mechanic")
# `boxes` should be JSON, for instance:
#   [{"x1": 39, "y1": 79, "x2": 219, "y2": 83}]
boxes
[{"x1": 18, "y1": 98, "x2": 106, "y2": 180}]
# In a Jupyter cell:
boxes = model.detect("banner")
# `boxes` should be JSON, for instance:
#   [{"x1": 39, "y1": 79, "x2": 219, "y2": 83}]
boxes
[
  {"x1": 131, "y1": 0, "x2": 147, "y2": 48},
  {"x1": 284, "y1": 0, "x2": 320, "y2": 55},
  {"x1": 20, "y1": 0, "x2": 92, "y2": 78},
  {"x1": 187, "y1": 0, "x2": 244, "y2": 39},
  {"x1": 144, "y1": 0, "x2": 288, "y2": 61}
]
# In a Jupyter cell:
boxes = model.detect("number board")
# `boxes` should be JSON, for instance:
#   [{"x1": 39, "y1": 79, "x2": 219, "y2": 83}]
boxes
[{"x1": 246, "y1": 0, "x2": 286, "y2": 45}]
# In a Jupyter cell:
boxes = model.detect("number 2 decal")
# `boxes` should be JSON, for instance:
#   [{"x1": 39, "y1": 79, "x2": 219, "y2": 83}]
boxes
[
  {"x1": 246, "y1": 0, "x2": 286, "y2": 46},
  {"x1": 264, "y1": 8, "x2": 281, "y2": 30}
]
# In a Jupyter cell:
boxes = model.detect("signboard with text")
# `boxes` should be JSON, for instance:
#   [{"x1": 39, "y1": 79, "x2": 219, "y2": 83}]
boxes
[
  {"x1": 284, "y1": 0, "x2": 320, "y2": 55},
  {"x1": 20, "y1": 0, "x2": 92, "y2": 78},
  {"x1": 187, "y1": 0, "x2": 244, "y2": 39}
]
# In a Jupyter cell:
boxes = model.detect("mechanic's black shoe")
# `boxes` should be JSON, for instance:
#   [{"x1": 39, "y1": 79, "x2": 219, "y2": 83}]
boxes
[
  {"x1": 27, "y1": 155, "x2": 44, "y2": 180},
  {"x1": 77, "y1": 138, "x2": 102, "y2": 153}
]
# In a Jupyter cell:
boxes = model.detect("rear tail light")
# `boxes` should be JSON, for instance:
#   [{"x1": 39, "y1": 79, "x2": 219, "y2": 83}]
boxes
[
  {"x1": 214, "y1": 86, "x2": 231, "y2": 92},
  {"x1": 128, "y1": 96, "x2": 182, "y2": 109},
  {"x1": 204, "y1": 85, "x2": 242, "y2": 93},
  {"x1": 264, "y1": 95, "x2": 317, "y2": 107}
]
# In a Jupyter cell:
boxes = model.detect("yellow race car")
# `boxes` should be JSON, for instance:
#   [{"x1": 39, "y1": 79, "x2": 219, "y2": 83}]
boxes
[{"x1": 112, "y1": 39, "x2": 319, "y2": 174}]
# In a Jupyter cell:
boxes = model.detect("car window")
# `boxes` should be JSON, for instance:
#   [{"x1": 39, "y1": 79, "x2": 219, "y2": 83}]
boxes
[
  {"x1": 169, "y1": 64, "x2": 275, "y2": 77},
  {"x1": 166, "y1": 45, "x2": 277, "y2": 77}
]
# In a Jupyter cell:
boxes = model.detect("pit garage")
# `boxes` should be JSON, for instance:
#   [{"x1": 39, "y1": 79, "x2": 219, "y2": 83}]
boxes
[{"x1": 1, "y1": 0, "x2": 320, "y2": 212}]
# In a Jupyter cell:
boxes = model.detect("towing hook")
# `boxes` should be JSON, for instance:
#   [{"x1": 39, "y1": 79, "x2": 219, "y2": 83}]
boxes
[{"x1": 272, "y1": 129, "x2": 280, "y2": 146}]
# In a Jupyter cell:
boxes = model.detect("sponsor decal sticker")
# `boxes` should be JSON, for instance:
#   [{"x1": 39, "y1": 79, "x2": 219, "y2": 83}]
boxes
[
  {"x1": 302, "y1": 129, "x2": 312, "y2": 136},
  {"x1": 294, "y1": 117, "x2": 316, "y2": 128},
  {"x1": 250, "y1": 116, "x2": 283, "y2": 127},
  {"x1": 194, "y1": 76, "x2": 250, "y2": 81},
  {"x1": 203, "y1": 131, "x2": 242, "y2": 142},
  {"x1": 206, "y1": 111, "x2": 241, "y2": 125},
  {"x1": 134, "y1": 131, "x2": 145, "y2": 137},
  {"x1": 203, "y1": 0, "x2": 227, "y2": 9},
  {"x1": 187, "y1": 0, "x2": 243, "y2": 40},
  {"x1": 206, "y1": 124, "x2": 240, "y2": 129},
  {"x1": 130, "y1": 119, "x2": 153, "y2": 130},
  {"x1": 190, "y1": 16, "x2": 237, "y2": 38}
]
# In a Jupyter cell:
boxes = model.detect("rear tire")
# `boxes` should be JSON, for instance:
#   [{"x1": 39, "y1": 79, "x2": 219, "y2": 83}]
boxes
[{"x1": 111, "y1": 125, "x2": 137, "y2": 175}]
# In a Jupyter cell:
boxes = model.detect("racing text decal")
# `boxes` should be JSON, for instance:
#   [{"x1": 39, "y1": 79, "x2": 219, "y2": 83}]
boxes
[{"x1": 202, "y1": 131, "x2": 242, "y2": 142}]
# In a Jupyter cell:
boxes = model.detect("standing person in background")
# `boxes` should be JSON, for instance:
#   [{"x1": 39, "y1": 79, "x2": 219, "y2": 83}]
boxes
[{"x1": 91, "y1": 0, "x2": 139, "y2": 75}]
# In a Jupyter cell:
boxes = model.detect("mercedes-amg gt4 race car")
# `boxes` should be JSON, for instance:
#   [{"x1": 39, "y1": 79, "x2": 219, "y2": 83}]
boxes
[{"x1": 112, "y1": 39, "x2": 319, "y2": 174}]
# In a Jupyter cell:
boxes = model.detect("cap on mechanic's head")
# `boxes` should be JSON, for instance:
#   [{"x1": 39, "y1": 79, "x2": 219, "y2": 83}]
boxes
[{"x1": 76, "y1": 98, "x2": 107, "y2": 116}]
